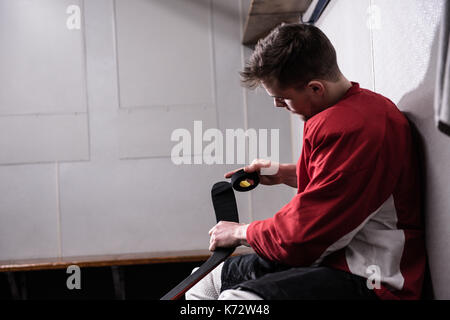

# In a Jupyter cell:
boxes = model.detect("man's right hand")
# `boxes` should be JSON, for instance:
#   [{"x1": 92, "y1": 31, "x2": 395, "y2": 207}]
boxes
[{"x1": 224, "y1": 159, "x2": 297, "y2": 188}]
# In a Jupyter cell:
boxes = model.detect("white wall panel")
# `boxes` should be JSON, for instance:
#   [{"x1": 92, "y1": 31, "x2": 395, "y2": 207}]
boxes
[
  {"x1": 0, "y1": 114, "x2": 89, "y2": 165},
  {"x1": 372, "y1": 0, "x2": 444, "y2": 105},
  {"x1": 0, "y1": 0, "x2": 86, "y2": 115},
  {"x1": 317, "y1": 0, "x2": 374, "y2": 90},
  {"x1": 0, "y1": 164, "x2": 59, "y2": 260},
  {"x1": 212, "y1": 0, "x2": 246, "y2": 131},
  {"x1": 114, "y1": 0, "x2": 215, "y2": 108},
  {"x1": 82, "y1": 0, "x2": 121, "y2": 164},
  {"x1": 118, "y1": 105, "x2": 217, "y2": 159}
]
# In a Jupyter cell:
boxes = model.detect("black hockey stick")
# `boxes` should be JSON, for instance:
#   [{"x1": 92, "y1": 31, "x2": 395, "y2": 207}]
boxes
[{"x1": 160, "y1": 170, "x2": 259, "y2": 300}]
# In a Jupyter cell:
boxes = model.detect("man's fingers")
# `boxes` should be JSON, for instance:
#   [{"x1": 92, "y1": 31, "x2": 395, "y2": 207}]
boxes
[
  {"x1": 209, "y1": 235, "x2": 216, "y2": 251},
  {"x1": 224, "y1": 160, "x2": 271, "y2": 178},
  {"x1": 245, "y1": 159, "x2": 271, "y2": 172},
  {"x1": 209, "y1": 225, "x2": 218, "y2": 251}
]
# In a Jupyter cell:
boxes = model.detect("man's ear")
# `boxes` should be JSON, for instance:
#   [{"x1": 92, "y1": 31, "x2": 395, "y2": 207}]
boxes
[{"x1": 307, "y1": 81, "x2": 325, "y2": 95}]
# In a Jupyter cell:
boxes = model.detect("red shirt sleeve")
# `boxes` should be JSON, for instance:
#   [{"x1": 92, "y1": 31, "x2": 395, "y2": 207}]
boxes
[{"x1": 246, "y1": 109, "x2": 405, "y2": 266}]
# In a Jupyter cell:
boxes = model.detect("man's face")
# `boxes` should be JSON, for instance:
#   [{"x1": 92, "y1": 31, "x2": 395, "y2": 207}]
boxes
[{"x1": 262, "y1": 81, "x2": 317, "y2": 121}]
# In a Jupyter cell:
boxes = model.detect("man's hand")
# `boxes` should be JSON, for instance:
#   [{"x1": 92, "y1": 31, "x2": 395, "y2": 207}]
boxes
[
  {"x1": 208, "y1": 221, "x2": 250, "y2": 251},
  {"x1": 224, "y1": 159, "x2": 298, "y2": 188}
]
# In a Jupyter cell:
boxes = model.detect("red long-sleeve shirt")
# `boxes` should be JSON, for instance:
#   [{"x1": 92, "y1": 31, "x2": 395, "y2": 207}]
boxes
[{"x1": 247, "y1": 82, "x2": 426, "y2": 300}]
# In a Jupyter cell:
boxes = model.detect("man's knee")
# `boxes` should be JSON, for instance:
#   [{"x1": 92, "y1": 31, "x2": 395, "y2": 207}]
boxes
[{"x1": 185, "y1": 263, "x2": 224, "y2": 300}]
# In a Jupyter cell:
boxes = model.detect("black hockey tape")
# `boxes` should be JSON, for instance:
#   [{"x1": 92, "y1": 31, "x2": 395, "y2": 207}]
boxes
[
  {"x1": 211, "y1": 181, "x2": 239, "y2": 223},
  {"x1": 230, "y1": 169, "x2": 260, "y2": 192}
]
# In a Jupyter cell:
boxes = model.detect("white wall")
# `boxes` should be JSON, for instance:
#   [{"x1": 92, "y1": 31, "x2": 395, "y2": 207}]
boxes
[
  {"x1": 0, "y1": 0, "x2": 295, "y2": 260},
  {"x1": 317, "y1": 0, "x2": 449, "y2": 299}
]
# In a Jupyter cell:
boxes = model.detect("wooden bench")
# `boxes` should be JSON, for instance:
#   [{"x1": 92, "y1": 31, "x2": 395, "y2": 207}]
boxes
[{"x1": 0, "y1": 247, "x2": 254, "y2": 300}]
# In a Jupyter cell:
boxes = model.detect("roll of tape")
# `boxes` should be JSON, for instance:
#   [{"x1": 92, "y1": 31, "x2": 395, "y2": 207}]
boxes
[{"x1": 230, "y1": 169, "x2": 260, "y2": 192}]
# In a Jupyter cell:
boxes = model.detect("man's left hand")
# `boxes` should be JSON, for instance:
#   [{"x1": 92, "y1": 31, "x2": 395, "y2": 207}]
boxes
[{"x1": 208, "y1": 221, "x2": 249, "y2": 251}]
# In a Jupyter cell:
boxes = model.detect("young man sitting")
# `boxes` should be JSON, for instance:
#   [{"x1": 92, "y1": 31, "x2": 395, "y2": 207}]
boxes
[{"x1": 186, "y1": 23, "x2": 426, "y2": 300}]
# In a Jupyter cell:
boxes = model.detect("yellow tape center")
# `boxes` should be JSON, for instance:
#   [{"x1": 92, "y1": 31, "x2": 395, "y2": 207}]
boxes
[{"x1": 239, "y1": 180, "x2": 251, "y2": 188}]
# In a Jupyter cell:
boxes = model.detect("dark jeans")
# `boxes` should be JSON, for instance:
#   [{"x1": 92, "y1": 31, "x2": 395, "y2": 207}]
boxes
[{"x1": 221, "y1": 254, "x2": 379, "y2": 300}]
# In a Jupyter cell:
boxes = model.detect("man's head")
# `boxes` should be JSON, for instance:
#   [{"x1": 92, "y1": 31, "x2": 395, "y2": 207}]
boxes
[{"x1": 241, "y1": 23, "x2": 345, "y2": 120}]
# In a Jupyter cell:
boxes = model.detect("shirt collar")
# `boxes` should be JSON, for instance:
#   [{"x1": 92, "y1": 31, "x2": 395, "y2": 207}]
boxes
[{"x1": 341, "y1": 82, "x2": 362, "y2": 100}]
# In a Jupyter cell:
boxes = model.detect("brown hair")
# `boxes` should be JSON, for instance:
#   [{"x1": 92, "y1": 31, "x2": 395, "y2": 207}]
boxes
[{"x1": 240, "y1": 23, "x2": 341, "y2": 89}]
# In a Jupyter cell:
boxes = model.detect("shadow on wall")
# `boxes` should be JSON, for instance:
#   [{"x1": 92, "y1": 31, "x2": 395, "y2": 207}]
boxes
[
  {"x1": 401, "y1": 113, "x2": 432, "y2": 300},
  {"x1": 397, "y1": 20, "x2": 450, "y2": 300}
]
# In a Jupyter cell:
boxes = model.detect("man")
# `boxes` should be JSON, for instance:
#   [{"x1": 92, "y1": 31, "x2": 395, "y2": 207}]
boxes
[{"x1": 186, "y1": 23, "x2": 426, "y2": 300}]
